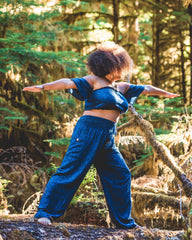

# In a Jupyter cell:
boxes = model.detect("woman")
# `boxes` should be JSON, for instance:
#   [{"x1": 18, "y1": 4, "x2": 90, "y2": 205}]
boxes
[{"x1": 23, "y1": 42, "x2": 179, "y2": 228}]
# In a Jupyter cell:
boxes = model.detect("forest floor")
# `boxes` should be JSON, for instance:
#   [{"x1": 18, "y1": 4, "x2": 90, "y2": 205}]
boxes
[{"x1": 0, "y1": 214, "x2": 186, "y2": 240}]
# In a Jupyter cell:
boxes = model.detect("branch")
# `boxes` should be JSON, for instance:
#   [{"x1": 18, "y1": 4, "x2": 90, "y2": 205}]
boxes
[
  {"x1": 118, "y1": 106, "x2": 192, "y2": 198},
  {"x1": 131, "y1": 184, "x2": 180, "y2": 197}
]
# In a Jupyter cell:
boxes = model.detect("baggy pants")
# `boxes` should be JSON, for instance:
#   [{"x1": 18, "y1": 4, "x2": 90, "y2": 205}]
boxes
[{"x1": 34, "y1": 115, "x2": 136, "y2": 229}]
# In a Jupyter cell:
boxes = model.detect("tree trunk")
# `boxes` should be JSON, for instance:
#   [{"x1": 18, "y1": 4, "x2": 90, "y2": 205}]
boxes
[
  {"x1": 152, "y1": 0, "x2": 161, "y2": 87},
  {"x1": 179, "y1": 30, "x2": 187, "y2": 103},
  {"x1": 188, "y1": 4, "x2": 192, "y2": 105},
  {"x1": 112, "y1": 0, "x2": 119, "y2": 43}
]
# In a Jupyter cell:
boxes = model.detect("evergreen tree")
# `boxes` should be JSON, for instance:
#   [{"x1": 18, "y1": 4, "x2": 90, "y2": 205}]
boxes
[{"x1": 138, "y1": 0, "x2": 190, "y2": 103}]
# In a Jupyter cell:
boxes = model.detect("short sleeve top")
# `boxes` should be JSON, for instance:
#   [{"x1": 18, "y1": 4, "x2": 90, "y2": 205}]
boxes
[{"x1": 68, "y1": 77, "x2": 145, "y2": 114}]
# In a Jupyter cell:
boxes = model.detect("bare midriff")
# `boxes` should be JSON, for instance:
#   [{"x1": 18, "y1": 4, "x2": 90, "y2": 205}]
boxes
[{"x1": 83, "y1": 109, "x2": 120, "y2": 123}]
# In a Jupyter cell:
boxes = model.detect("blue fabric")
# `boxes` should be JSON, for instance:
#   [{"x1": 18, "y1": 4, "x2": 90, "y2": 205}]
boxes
[
  {"x1": 68, "y1": 77, "x2": 144, "y2": 113},
  {"x1": 68, "y1": 77, "x2": 93, "y2": 101},
  {"x1": 124, "y1": 84, "x2": 145, "y2": 104},
  {"x1": 35, "y1": 115, "x2": 137, "y2": 229},
  {"x1": 85, "y1": 87, "x2": 129, "y2": 114}
]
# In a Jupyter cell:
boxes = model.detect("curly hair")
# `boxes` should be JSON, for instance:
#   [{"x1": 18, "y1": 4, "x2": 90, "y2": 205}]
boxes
[{"x1": 87, "y1": 42, "x2": 131, "y2": 79}]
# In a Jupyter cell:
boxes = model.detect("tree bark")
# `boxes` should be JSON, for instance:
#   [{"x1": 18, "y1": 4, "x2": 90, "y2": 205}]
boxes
[
  {"x1": 188, "y1": 4, "x2": 192, "y2": 105},
  {"x1": 179, "y1": 30, "x2": 187, "y2": 103},
  {"x1": 152, "y1": 0, "x2": 161, "y2": 87},
  {"x1": 117, "y1": 107, "x2": 192, "y2": 198},
  {"x1": 112, "y1": 0, "x2": 119, "y2": 43}
]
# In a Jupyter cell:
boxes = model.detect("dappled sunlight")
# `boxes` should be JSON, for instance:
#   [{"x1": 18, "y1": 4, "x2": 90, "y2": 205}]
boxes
[{"x1": 0, "y1": 0, "x2": 192, "y2": 238}]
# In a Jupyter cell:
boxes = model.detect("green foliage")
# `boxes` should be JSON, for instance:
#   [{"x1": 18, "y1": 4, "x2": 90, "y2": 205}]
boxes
[
  {"x1": 0, "y1": 100, "x2": 27, "y2": 131},
  {"x1": 132, "y1": 146, "x2": 153, "y2": 167},
  {"x1": 134, "y1": 96, "x2": 185, "y2": 133},
  {"x1": 44, "y1": 151, "x2": 62, "y2": 159},
  {"x1": 0, "y1": 0, "x2": 87, "y2": 79},
  {"x1": 100, "y1": 3, "x2": 108, "y2": 13},
  {"x1": 73, "y1": 166, "x2": 104, "y2": 203},
  {"x1": 79, "y1": 166, "x2": 96, "y2": 187},
  {"x1": 0, "y1": 177, "x2": 11, "y2": 194},
  {"x1": 34, "y1": 163, "x2": 58, "y2": 178},
  {"x1": 43, "y1": 137, "x2": 71, "y2": 146},
  {"x1": 137, "y1": 1, "x2": 190, "y2": 105},
  {"x1": 0, "y1": 2, "x2": 191, "y2": 226},
  {"x1": 44, "y1": 162, "x2": 58, "y2": 177},
  {"x1": 4, "y1": 116, "x2": 26, "y2": 122},
  {"x1": 59, "y1": 0, "x2": 88, "y2": 6},
  {"x1": 0, "y1": 176, "x2": 12, "y2": 212},
  {"x1": 53, "y1": 95, "x2": 76, "y2": 108},
  {"x1": 43, "y1": 138, "x2": 70, "y2": 163}
]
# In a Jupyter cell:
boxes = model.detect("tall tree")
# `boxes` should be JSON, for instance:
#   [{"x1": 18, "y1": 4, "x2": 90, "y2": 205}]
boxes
[
  {"x1": 187, "y1": 3, "x2": 192, "y2": 105},
  {"x1": 138, "y1": 0, "x2": 190, "y2": 102},
  {"x1": 0, "y1": 0, "x2": 86, "y2": 150},
  {"x1": 112, "y1": 0, "x2": 120, "y2": 43}
]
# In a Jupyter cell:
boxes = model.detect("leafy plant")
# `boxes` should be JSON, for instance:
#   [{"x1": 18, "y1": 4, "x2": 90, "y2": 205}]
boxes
[
  {"x1": 43, "y1": 137, "x2": 71, "y2": 146},
  {"x1": 0, "y1": 176, "x2": 12, "y2": 213},
  {"x1": 132, "y1": 96, "x2": 185, "y2": 132},
  {"x1": 73, "y1": 166, "x2": 104, "y2": 203},
  {"x1": 34, "y1": 163, "x2": 58, "y2": 178},
  {"x1": 0, "y1": 99, "x2": 27, "y2": 132},
  {"x1": 132, "y1": 146, "x2": 153, "y2": 167}
]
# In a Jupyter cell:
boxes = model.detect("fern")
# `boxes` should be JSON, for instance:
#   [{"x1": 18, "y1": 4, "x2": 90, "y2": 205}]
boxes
[
  {"x1": 34, "y1": 163, "x2": 58, "y2": 177},
  {"x1": 0, "y1": 107, "x2": 17, "y2": 115},
  {"x1": 154, "y1": 128, "x2": 171, "y2": 135},
  {"x1": 0, "y1": 126, "x2": 9, "y2": 130},
  {"x1": 44, "y1": 151, "x2": 62, "y2": 159},
  {"x1": 74, "y1": 166, "x2": 105, "y2": 202},
  {"x1": 0, "y1": 105, "x2": 27, "y2": 131},
  {"x1": 52, "y1": 94, "x2": 76, "y2": 108},
  {"x1": 134, "y1": 96, "x2": 184, "y2": 125},
  {"x1": 133, "y1": 146, "x2": 153, "y2": 166},
  {"x1": 43, "y1": 138, "x2": 71, "y2": 146},
  {"x1": 4, "y1": 116, "x2": 27, "y2": 123}
]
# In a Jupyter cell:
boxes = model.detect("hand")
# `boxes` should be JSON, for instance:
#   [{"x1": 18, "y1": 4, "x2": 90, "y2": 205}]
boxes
[
  {"x1": 23, "y1": 85, "x2": 43, "y2": 92},
  {"x1": 166, "y1": 93, "x2": 180, "y2": 98}
]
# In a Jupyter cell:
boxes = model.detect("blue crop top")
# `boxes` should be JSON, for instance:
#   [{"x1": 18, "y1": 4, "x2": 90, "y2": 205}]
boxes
[{"x1": 68, "y1": 77, "x2": 145, "y2": 114}]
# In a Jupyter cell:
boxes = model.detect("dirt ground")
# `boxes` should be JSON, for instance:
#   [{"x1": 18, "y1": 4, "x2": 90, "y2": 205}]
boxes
[{"x1": 0, "y1": 214, "x2": 186, "y2": 240}]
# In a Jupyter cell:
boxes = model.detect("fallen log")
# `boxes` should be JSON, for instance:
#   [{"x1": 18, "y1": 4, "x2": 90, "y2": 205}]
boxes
[{"x1": 117, "y1": 106, "x2": 192, "y2": 198}]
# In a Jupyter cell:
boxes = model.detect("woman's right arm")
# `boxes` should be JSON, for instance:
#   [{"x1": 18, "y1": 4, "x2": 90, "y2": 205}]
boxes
[{"x1": 23, "y1": 78, "x2": 77, "y2": 92}]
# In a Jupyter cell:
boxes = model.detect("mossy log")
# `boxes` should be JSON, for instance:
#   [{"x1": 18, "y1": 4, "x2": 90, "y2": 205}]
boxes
[
  {"x1": 131, "y1": 191, "x2": 189, "y2": 230},
  {"x1": 0, "y1": 215, "x2": 185, "y2": 240},
  {"x1": 132, "y1": 191, "x2": 189, "y2": 215},
  {"x1": 117, "y1": 107, "x2": 192, "y2": 198},
  {"x1": 131, "y1": 184, "x2": 180, "y2": 197}
]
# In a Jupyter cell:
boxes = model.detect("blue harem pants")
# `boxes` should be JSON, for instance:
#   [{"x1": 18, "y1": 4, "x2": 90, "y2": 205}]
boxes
[{"x1": 34, "y1": 115, "x2": 136, "y2": 229}]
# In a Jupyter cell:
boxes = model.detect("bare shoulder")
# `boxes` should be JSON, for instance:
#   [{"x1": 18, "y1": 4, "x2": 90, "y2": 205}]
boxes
[
  {"x1": 84, "y1": 75, "x2": 106, "y2": 89},
  {"x1": 83, "y1": 75, "x2": 96, "y2": 88},
  {"x1": 117, "y1": 82, "x2": 130, "y2": 94}
]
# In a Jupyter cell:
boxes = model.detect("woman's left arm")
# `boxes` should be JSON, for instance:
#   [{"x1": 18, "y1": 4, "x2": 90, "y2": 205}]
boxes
[{"x1": 142, "y1": 85, "x2": 180, "y2": 98}]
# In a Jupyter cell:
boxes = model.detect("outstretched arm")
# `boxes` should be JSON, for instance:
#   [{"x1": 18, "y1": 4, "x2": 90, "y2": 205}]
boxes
[
  {"x1": 23, "y1": 78, "x2": 77, "y2": 92},
  {"x1": 142, "y1": 85, "x2": 180, "y2": 98}
]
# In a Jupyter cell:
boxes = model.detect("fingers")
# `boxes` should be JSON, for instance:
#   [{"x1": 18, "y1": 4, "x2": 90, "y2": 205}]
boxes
[
  {"x1": 23, "y1": 86, "x2": 42, "y2": 92},
  {"x1": 170, "y1": 94, "x2": 180, "y2": 98},
  {"x1": 166, "y1": 93, "x2": 180, "y2": 98}
]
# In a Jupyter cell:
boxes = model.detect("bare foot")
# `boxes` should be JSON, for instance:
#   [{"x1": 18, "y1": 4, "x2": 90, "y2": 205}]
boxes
[{"x1": 37, "y1": 217, "x2": 52, "y2": 226}]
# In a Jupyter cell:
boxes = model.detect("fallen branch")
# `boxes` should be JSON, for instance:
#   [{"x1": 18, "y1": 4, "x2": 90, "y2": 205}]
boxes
[{"x1": 117, "y1": 106, "x2": 192, "y2": 198}]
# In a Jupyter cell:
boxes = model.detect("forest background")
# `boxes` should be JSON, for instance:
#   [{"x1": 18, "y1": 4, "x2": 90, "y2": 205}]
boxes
[{"x1": 0, "y1": 0, "x2": 192, "y2": 234}]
